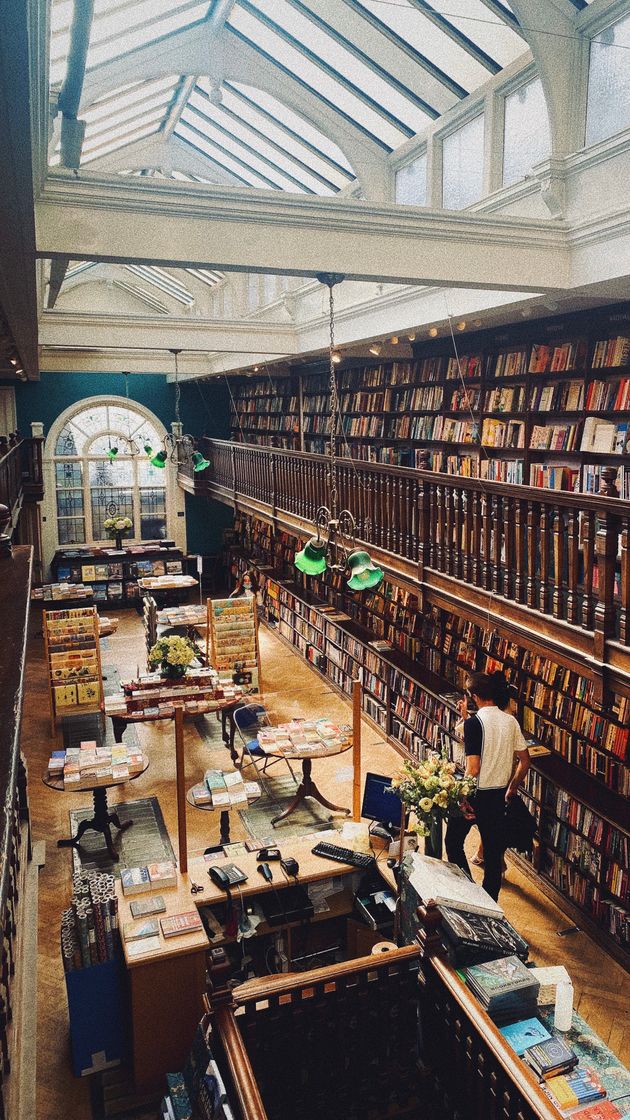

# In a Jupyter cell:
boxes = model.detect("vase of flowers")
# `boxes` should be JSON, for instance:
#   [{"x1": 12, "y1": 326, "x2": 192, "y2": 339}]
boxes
[
  {"x1": 104, "y1": 515, "x2": 133, "y2": 551},
  {"x1": 390, "y1": 753, "x2": 476, "y2": 860},
  {"x1": 148, "y1": 635, "x2": 197, "y2": 680}
]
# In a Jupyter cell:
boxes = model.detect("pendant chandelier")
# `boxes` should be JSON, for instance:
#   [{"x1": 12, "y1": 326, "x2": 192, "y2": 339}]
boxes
[
  {"x1": 294, "y1": 274, "x2": 384, "y2": 592},
  {"x1": 106, "y1": 373, "x2": 141, "y2": 459},
  {"x1": 144, "y1": 349, "x2": 211, "y2": 472}
]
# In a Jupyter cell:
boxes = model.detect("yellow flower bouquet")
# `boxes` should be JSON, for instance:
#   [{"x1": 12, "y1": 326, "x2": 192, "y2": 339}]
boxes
[
  {"x1": 148, "y1": 635, "x2": 196, "y2": 680},
  {"x1": 390, "y1": 753, "x2": 476, "y2": 839}
]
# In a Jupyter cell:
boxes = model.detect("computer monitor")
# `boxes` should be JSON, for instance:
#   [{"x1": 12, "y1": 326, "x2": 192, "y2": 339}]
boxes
[{"x1": 361, "y1": 772, "x2": 403, "y2": 830}]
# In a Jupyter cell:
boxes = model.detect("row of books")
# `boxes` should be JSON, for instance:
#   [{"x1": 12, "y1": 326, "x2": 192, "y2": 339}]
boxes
[
  {"x1": 592, "y1": 334, "x2": 630, "y2": 368},
  {"x1": 530, "y1": 422, "x2": 581, "y2": 451},
  {"x1": 529, "y1": 339, "x2": 587, "y2": 373},
  {"x1": 584, "y1": 377, "x2": 630, "y2": 410},
  {"x1": 481, "y1": 417, "x2": 526, "y2": 448},
  {"x1": 235, "y1": 415, "x2": 299, "y2": 432},
  {"x1": 231, "y1": 394, "x2": 298, "y2": 413},
  {"x1": 32, "y1": 582, "x2": 93, "y2": 601},
  {"x1": 529, "y1": 381, "x2": 584, "y2": 412}
]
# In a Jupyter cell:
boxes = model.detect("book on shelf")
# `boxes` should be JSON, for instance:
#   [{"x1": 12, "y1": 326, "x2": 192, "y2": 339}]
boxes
[
  {"x1": 130, "y1": 895, "x2": 167, "y2": 918},
  {"x1": 524, "y1": 1036, "x2": 578, "y2": 1079},
  {"x1": 147, "y1": 861, "x2": 177, "y2": 888},
  {"x1": 407, "y1": 853, "x2": 503, "y2": 917},
  {"x1": 498, "y1": 1017, "x2": 552, "y2": 1056},
  {"x1": 122, "y1": 918, "x2": 160, "y2": 942},
  {"x1": 592, "y1": 335, "x2": 630, "y2": 368},
  {"x1": 545, "y1": 1068, "x2": 606, "y2": 1113},
  {"x1": 126, "y1": 935, "x2": 161, "y2": 958},
  {"x1": 120, "y1": 866, "x2": 152, "y2": 895},
  {"x1": 160, "y1": 911, "x2": 204, "y2": 938}
]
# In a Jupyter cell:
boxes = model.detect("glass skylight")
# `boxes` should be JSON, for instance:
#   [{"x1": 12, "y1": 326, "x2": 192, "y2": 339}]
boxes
[
  {"x1": 125, "y1": 265, "x2": 195, "y2": 305},
  {"x1": 50, "y1": 0, "x2": 212, "y2": 84},
  {"x1": 113, "y1": 280, "x2": 170, "y2": 314}
]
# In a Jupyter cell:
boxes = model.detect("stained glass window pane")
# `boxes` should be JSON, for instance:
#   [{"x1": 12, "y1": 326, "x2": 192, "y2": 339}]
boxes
[
  {"x1": 395, "y1": 152, "x2": 427, "y2": 205},
  {"x1": 91, "y1": 488, "x2": 134, "y2": 540},
  {"x1": 503, "y1": 78, "x2": 550, "y2": 186},
  {"x1": 137, "y1": 459, "x2": 168, "y2": 487},
  {"x1": 57, "y1": 490, "x2": 84, "y2": 517},
  {"x1": 442, "y1": 114, "x2": 485, "y2": 209},
  {"x1": 58, "y1": 518, "x2": 86, "y2": 545},
  {"x1": 55, "y1": 462, "x2": 83, "y2": 487},
  {"x1": 586, "y1": 13, "x2": 630, "y2": 145},
  {"x1": 140, "y1": 488, "x2": 167, "y2": 540},
  {"x1": 89, "y1": 459, "x2": 134, "y2": 487}
]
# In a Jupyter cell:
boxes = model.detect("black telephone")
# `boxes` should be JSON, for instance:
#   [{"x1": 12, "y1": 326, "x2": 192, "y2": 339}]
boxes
[{"x1": 208, "y1": 865, "x2": 231, "y2": 890}]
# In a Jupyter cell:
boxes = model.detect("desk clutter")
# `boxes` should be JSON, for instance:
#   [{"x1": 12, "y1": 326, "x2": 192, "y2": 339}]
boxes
[
  {"x1": 47, "y1": 739, "x2": 145, "y2": 789},
  {"x1": 400, "y1": 853, "x2": 627, "y2": 1119},
  {"x1": 189, "y1": 769, "x2": 261, "y2": 808},
  {"x1": 257, "y1": 718, "x2": 352, "y2": 758}
]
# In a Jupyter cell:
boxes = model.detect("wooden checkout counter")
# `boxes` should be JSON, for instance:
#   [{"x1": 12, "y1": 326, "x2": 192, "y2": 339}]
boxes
[{"x1": 117, "y1": 834, "x2": 395, "y2": 1088}]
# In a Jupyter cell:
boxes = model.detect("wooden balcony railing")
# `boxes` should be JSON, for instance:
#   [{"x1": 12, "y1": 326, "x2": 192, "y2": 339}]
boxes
[
  {"x1": 0, "y1": 546, "x2": 32, "y2": 1119},
  {"x1": 186, "y1": 438, "x2": 630, "y2": 671},
  {"x1": 0, "y1": 433, "x2": 44, "y2": 522}
]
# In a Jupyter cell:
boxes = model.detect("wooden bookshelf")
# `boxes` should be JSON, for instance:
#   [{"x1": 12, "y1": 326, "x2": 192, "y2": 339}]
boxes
[
  {"x1": 51, "y1": 542, "x2": 184, "y2": 608},
  {"x1": 229, "y1": 513, "x2": 629, "y2": 963},
  {"x1": 229, "y1": 305, "x2": 630, "y2": 496}
]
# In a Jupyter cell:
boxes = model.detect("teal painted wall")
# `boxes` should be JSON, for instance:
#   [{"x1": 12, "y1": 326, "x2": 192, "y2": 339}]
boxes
[{"x1": 12, "y1": 371, "x2": 233, "y2": 554}]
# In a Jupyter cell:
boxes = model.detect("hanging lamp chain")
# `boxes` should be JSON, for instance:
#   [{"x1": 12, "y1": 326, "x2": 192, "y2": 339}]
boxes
[{"x1": 326, "y1": 282, "x2": 339, "y2": 522}]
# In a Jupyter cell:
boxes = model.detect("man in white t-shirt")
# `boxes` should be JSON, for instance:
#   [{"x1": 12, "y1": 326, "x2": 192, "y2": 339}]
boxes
[{"x1": 445, "y1": 672, "x2": 530, "y2": 900}]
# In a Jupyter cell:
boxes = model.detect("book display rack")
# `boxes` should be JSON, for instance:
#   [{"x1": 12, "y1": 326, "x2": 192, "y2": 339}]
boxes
[
  {"x1": 51, "y1": 542, "x2": 184, "y2": 608},
  {"x1": 206, "y1": 595, "x2": 262, "y2": 693},
  {"x1": 229, "y1": 306, "x2": 630, "y2": 495},
  {"x1": 229, "y1": 514, "x2": 629, "y2": 961},
  {"x1": 43, "y1": 606, "x2": 104, "y2": 733}
]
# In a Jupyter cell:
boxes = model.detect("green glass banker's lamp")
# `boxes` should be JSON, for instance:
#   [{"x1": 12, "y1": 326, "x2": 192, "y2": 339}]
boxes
[{"x1": 294, "y1": 275, "x2": 384, "y2": 592}]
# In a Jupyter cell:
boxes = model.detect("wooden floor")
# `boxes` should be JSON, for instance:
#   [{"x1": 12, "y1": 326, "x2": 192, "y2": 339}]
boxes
[{"x1": 23, "y1": 609, "x2": 629, "y2": 1120}]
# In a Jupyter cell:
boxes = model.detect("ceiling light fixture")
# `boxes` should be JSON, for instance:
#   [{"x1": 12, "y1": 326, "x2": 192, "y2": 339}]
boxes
[
  {"x1": 407, "y1": 332, "x2": 417, "y2": 342},
  {"x1": 390, "y1": 336, "x2": 399, "y2": 345},
  {"x1": 368, "y1": 343, "x2": 382, "y2": 357},
  {"x1": 331, "y1": 350, "x2": 342, "y2": 365},
  {"x1": 144, "y1": 351, "x2": 210, "y2": 472},
  {"x1": 107, "y1": 373, "x2": 140, "y2": 459},
  {"x1": 428, "y1": 327, "x2": 438, "y2": 338},
  {"x1": 294, "y1": 274, "x2": 383, "y2": 592},
  {"x1": 456, "y1": 321, "x2": 466, "y2": 331}
]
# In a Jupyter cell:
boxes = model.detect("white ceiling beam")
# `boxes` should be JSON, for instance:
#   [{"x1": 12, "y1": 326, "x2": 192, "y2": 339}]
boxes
[
  {"x1": 36, "y1": 173, "x2": 571, "y2": 291},
  {"x1": 38, "y1": 347, "x2": 218, "y2": 375},
  {"x1": 38, "y1": 309, "x2": 298, "y2": 353}
]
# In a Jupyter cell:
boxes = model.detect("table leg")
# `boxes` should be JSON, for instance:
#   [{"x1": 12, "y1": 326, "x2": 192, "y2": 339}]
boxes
[
  {"x1": 57, "y1": 786, "x2": 134, "y2": 861},
  {"x1": 111, "y1": 716, "x2": 127, "y2": 744},
  {"x1": 271, "y1": 759, "x2": 350, "y2": 825},
  {"x1": 219, "y1": 810, "x2": 231, "y2": 845}
]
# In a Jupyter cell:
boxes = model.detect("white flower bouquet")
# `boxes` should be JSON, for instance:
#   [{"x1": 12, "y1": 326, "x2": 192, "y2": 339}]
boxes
[
  {"x1": 104, "y1": 516, "x2": 133, "y2": 535},
  {"x1": 390, "y1": 752, "x2": 476, "y2": 838}
]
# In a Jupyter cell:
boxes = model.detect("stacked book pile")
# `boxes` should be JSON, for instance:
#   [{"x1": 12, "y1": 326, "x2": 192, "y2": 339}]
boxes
[
  {"x1": 439, "y1": 906, "x2": 529, "y2": 967},
  {"x1": 61, "y1": 871, "x2": 119, "y2": 971},
  {"x1": 257, "y1": 718, "x2": 352, "y2": 758},
  {"x1": 157, "y1": 605, "x2": 207, "y2": 627},
  {"x1": 32, "y1": 582, "x2": 93, "y2": 601},
  {"x1": 190, "y1": 770, "x2": 260, "y2": 808},
  {"x1": 47, "y1": 739, "x2": 145, "y2": 788},
  {"x1": 544, "y1": 1068, "x2": 607, "y2": 1114},
  {"x1": 122, "y1": 908, "x2": 204, "y2": 959},
  {"x1": 121, "y1": 860, "x2": 178, "y2": 896},
  {"x1": 465, "y1": 955, "x2": 540, "y2": 1024},
  {"x1": 104, "y1": 670, "x2": 244, "y2": 720},
  {"x1": 137, "y1": 574, "x2": 196, "y2": 589}
]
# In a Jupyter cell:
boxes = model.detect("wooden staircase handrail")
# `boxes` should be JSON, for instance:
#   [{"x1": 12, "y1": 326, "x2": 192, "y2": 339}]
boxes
[
  {"x1": 213, "y1": 1004, "x2": 270, "y2": 1120},
  {"x1": 230, "y1": 944, "x2": 422, "y2": 1005}
]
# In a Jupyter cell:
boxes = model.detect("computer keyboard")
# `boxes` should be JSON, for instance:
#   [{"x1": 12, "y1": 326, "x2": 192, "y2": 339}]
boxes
[{"x1": 311, "y1": 841, "x2": 375, "y2": 870}]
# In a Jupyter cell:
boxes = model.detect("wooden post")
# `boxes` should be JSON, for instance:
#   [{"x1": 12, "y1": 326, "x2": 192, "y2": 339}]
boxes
[
  {"x1": 174, "y1": 706, "x2": 188, "y2": 874},
  {"x1": 352, "y1": 678, "x2": 362, "y2": 821}
]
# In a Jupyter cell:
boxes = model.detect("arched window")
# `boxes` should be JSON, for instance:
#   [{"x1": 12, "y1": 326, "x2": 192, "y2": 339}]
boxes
[{"x1": 54, "y1": 402, "x2": 168, "y2": 545}]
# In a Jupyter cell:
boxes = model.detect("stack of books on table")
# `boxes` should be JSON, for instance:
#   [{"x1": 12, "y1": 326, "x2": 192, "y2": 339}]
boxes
[
  {"x1": 190, "y1": 770, "x2": 261, "y2": 808},
  {"x1": 157, "y1": 605, "x2": 207, "y2": 627},
  {"x1": 465, "y1": 955, "x2": 540, "y2": 1024},
  {"x1": 121, "y1": 861, "x2": 178, "y2": 896},
  {"x1": 47, "y1": 739, "x2": 145, "y2": 788},
  {"x1": 257, "y1": 718, "x2": 352, "y2": 758}
]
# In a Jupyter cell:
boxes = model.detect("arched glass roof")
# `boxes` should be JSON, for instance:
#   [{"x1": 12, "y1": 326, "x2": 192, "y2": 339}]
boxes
[{"x1": 49, "y1": 0, "x2": 532, "y2": 193}]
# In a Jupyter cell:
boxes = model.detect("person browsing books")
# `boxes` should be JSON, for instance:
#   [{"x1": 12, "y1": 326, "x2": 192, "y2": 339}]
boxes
[{"x1": 445, "y1": 671, "x2": 530, "y2": 901}]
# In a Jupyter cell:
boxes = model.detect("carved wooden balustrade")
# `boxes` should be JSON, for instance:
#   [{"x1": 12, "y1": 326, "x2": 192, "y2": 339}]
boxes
[
  {"x1": 179, "y1": 439, "x2": 630, "y2": 676},
  {"x1": 0, "y1": 433, "x2": 45, "y2": 522}
]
